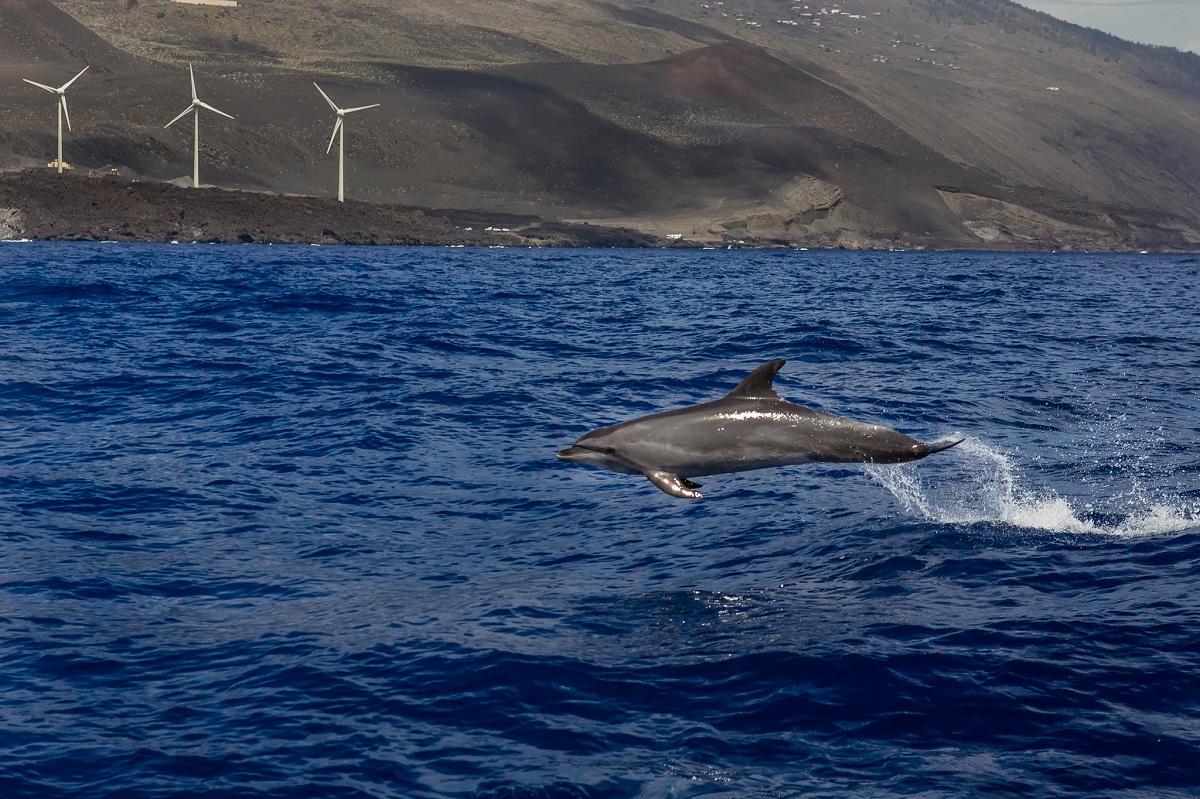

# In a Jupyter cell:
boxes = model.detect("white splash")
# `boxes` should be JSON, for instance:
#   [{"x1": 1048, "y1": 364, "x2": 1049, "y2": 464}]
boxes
[
  {"x1": 1113, "y1": 504, "x2": 1200, "y2": 538},
  {"x1": 866, "y1": 437, "x2": 1198, "y2": 538}
]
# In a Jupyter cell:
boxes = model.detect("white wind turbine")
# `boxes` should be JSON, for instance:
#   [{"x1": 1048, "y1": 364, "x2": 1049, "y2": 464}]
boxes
[
  {"x1": 165, "y1": 64, "x2": 234, "y2": 188},
  {"x1": 23, "y1": 66, "x2": 89, "y2": 173},
  {"x1": 314, "y1": 83, "x2": 379, "y2": 202}
]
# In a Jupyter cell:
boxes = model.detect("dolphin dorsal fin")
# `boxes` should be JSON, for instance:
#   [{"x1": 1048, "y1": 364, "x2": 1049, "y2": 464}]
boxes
[{"x1": 725, "y1": 359, "x2": 786, "y2": 400}]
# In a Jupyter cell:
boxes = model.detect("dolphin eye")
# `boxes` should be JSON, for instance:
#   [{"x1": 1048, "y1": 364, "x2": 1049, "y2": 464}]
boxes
[{"x1": 605, "y1": 447, "x2": 617, "y2": 454}]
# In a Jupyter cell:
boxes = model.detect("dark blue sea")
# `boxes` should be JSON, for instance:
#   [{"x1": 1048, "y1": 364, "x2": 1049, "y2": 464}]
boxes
[{"x1": 1, "y1": 243, "x2": 1198, "y2": 798}]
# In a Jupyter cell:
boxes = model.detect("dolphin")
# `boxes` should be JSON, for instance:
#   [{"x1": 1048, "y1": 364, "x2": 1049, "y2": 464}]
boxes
[{"x1": 556, "y1": 359, "x2": 963, "y2": 499}]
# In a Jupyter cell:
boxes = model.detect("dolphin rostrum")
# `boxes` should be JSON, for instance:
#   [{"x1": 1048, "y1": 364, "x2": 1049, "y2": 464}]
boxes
[{"x1": 556, "y1": 359, "x2": 963, "y2": 499}]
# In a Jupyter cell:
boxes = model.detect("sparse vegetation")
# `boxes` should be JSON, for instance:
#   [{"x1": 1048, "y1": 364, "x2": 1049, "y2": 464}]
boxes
[{"x1": 1, "y1": 0, "x2": 1198, "y2": 249}]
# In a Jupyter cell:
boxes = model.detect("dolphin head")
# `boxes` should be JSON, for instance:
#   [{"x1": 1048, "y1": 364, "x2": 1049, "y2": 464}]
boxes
[
  {"x1": 555, "y1": 443, "x2": 611, "y2": 467},
  {"x1": 556, "y1": 426, "x2": 643, "y2": 474}
]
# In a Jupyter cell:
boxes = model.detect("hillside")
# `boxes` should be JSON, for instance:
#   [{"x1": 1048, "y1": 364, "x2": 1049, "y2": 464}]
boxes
[{"x1": 2, "y1": 0, "x2": 1199, "y2": 248}]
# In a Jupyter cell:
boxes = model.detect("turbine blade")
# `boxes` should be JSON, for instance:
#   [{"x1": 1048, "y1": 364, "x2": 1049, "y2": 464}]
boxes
[
  {"x1": 326, "y1": 118, "x2": 342, "y2": 154},
  {"x1": 342, "y1": 103, "x2": 380, "y2": 114},
  {"x1": 313, "y1": 82, "x2": 339, "y2": 112},
  {"x1": 189, "y1": 63, "x2": 197, "y2": 101},
  {"x1": 165, "y1": 105, "x2": 192, "y2": 128},
  {"x1": 60, "y1": 95, "x2": 72, "y2": 132},
  {"x1": 196, "y1": 100, "x2": 234, "y2": 120},
  {"x1": 60, "y1": 65, "x2": 89, "y2": 91},
  {"x1": 23, "y1": 78, "x2": 56, "y2": 93}
]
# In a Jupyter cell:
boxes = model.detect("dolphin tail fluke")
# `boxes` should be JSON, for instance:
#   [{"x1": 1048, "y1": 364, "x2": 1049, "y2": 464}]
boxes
[{"x1": 920, "y1": 437, "x2": 965, "y2": 456}]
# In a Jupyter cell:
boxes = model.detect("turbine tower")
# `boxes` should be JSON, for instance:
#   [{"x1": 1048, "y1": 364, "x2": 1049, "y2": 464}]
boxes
[
  {"x1": 23, "y1": 66, "x2": 89, "y2": 173},
  {"x1": 314, "y1": 83, "x2": 379, "y2": 202},
  {"x1": 165, "y1": 64, "x2": 234, "y2": 188}
]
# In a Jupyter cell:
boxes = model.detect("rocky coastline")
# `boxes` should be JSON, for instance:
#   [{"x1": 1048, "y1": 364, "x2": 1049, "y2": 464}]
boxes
[
  {"x1": 0, "y1": 171, "x2": 663, "y2": 248},
  {"x1": 2, "y1": 169, "x2": 1199, "y2": 252}
]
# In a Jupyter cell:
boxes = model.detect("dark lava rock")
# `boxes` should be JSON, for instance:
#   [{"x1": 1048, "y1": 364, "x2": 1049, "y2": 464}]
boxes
[{"x1": 0, "y1": 170, "x2": 666, "y2": 247}]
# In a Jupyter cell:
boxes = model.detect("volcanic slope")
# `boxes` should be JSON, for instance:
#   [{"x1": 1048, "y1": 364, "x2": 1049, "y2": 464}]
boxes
[
  {"x1": 2, "y1": 0, "x2": 974, "y2": 245},
  {"x1": 0, "y1": 0, "x2": 134, "y2": 71},
  {"x1": 504, "y1": 41, "x2": 1000, "y2": 240},
  {"x1": 3, "y1": 0, "x2": 1200, "y2": 248}
]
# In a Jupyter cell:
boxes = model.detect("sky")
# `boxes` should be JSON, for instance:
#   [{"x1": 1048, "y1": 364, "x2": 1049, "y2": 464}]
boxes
[{"x1": 1013, "y1": 0, "x2": 1200, "y2": 54}]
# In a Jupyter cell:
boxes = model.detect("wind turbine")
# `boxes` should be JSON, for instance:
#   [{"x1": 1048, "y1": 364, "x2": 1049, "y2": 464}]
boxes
[
  {"x1": 23, "y1": 66, "x2": 89, "y2": 173},
  {"x1": 165, "y1": 64, "x2": 234, "y2": 188},
  {"x1": 314, "y1": 83, "x2": 379, "y2": 202}
]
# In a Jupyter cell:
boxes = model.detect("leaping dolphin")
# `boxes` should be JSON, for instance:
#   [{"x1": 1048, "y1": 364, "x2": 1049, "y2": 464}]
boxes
[{"x1": 556, "y1": 359, "x2": 963, "y2": 499}]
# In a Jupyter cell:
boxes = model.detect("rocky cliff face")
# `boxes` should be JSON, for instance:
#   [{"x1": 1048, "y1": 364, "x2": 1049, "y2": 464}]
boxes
[{"x1": 2, "y1": 0, "x2": 1199, "y2": 249}]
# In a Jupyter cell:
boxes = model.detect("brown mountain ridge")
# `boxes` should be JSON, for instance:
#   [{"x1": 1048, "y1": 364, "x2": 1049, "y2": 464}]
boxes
[{"x1": 1, "y1": 0, "x2": 1199, "y2": 249}]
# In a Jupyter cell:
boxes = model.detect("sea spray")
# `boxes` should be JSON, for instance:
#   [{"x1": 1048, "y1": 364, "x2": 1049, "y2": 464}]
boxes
[
  {"x1": 1081, "y1": 410, "x2": 1198, "y2": 537},
  {"x1": 866, "y1": 437, "x2": 1095, "y2": 532},
  {"x1": 867, "y1": 437, "x2": 1197, "y2": 537}
]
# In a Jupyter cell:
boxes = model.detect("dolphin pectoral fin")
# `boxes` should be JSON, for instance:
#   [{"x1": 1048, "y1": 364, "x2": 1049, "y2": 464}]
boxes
[
  {"x1": 646, "y1": 470, "x2": 703, "y2": 499},
  {"x1": 607, "y1": 450, "x2": 703, "y2": 498}
]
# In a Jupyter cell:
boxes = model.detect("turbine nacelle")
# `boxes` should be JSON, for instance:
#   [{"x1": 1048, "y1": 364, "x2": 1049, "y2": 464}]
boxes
[
  {"x1": 23, "y1": 65, "x2": 88, "y2": 133},
  {"x1": 164, "y1": 64, "x2": 234, "y2": 188},
  {"x1": 313, "y1": 83, "x2": 380, "y2": 201},
  {"x1": 165, "y1": 65, "x2": 234, "y2": 129}
]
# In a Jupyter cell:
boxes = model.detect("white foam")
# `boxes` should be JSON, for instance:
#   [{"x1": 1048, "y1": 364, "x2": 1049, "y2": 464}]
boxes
[
  {"x1": 1113, "y1": 504, "x2": 1200, "y2": 538},
  {"x1": 866, "y1": 437, "x2": 1197, "y2": 538}
]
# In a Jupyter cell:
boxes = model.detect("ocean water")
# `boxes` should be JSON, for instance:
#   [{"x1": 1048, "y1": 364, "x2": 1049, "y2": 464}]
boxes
[{"x1": 0, "y1": 243, "x2": 1197, "y2": 798}]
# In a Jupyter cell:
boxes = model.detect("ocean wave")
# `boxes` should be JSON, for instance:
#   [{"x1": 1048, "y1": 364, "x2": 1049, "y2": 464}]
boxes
[{"x1": 0, "y1": 245, "x2": 1198, "y2": 798}]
